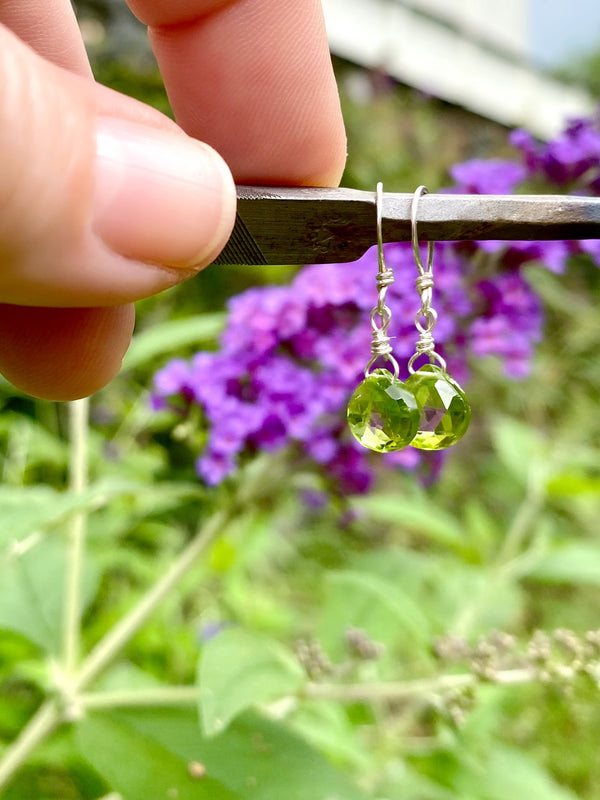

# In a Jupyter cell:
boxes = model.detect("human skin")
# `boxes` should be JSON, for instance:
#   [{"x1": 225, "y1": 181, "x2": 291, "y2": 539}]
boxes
[{"x1": 0, "y1": 0, "x2": 346, "y2": 400}]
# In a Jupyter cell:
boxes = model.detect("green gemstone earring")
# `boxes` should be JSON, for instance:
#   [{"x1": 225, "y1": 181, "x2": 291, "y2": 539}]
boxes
[
  {"x1": 404, "y1": 186, "x2": 471, "y2": 450},
  {"x1": 347, "y1": 183, "x2": 420, "y2": 453}
]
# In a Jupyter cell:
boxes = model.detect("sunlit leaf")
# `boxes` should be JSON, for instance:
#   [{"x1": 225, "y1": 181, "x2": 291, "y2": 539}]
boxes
[
  {"x1": 0, "y1": 412, "x2": 67, "y2": 471},
  {"x1": 0, "y1": 479, "x2": 200, "y2": 547},
  {"x1": 77, "y1": 712, "x2": 238, "y2": 800},
  {"x1": 77, "y1": 708, "x2": 369, "y2": 800},
  {"x1": 318, "y1": 569, "x2": 431, "y2": 661},
  {"x1": 0, "y1": 486, "x2": 94, "y2": 546},
  {"x1": 288, "y1": 701, "x2": 370, "y2": 771},
  {"x1": 527, "y1": 542, "x2": 600, "y2": 586},
  {"x1": 198, "y1": 628, "x2": 304, "y2": 736},
  {"x1": 0, "y1": 538, "x2": 99, "y2": 652},
  {"x1": 547, "y1": 472, "x2": 600, "y2": 496},
  {"x1": 352, "y1": 493, "x2": 470, "y2": 554},
  {"x1": 481, "y1": 745, "x2": 579, "y2": 800},
  {"x1": 489, "y1": 417, "x2": 546, "y2": 485},
  {"x1": 122, "y1": 314, "x2": 225, "y2": 371}
]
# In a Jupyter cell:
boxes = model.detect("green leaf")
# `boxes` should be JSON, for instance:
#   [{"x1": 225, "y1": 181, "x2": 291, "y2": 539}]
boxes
[
  {"x1": 122, "y1": 314, "x2": 225, "y2": 371},
  {"x1": 547, "y1": 471, "x2": 600, "y2": 496},
  {"x1": 95, "y1": 662, "x2": 165, "y2": 693},
  {"x1": 0, "y1": 537, "x2": 99, "y2": 652},
  {"x1": 490, "y1": 417, "x2": 545, "y2": 485},
  {"x1": 385, "y1": 769, "x2": 457, "y2": 800},
  {"x1": 318, "y1": 570, "x2": 431, "y2": 661},
  {"x1": 77, "y1": 713, "x2": 239, "y2": 800},
  {"x1": 77, "y1": 708, "x2": 369, "y2": 800},
  {"x1": 0, "y1": 412, "x2": 67, "y2": 471},
  {"x1": 527, "y1": 542, "x2": 600, "y2": 586},
  {"x1": 0, "y1": 478, "x2": 200, "y2": 547},
  {"x1": 288, "y1": 701, "x2": 370, "y2": 770},
  {"x1": 0, "y1": 486, "x2": 93, "y2": 546},
  {"x1": 436, "y1": 566, "x2": 524, "y2": 637},
  {"x1": 352, "y1": 493, "x2": 470, "y2": 554},
  {"x1": 481, "y1": 745, "x2": 579, "y2": 800},
  {"x1": 198, "y1": 628, "x2": 304, "y2": 736}
]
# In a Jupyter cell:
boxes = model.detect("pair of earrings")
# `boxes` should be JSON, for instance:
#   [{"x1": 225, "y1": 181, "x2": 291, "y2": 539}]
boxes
[{"x1": 347, "y1": 184, "x2": 471, "y2": 453}]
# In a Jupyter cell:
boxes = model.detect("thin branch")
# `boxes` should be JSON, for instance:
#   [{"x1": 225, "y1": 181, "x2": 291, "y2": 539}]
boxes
[
  {"x1": 80, "y1": 686, "x2": 201, "y2": 710},
  {"x1": 75, "y1": 507, "x2": 230, "y2": 692},
  {"x1": 0, "y1": 505, "x2": 230, "y2": 793},
  {"x1": 63, "y1": 397, "x2": 90, "y2": 676},
  {"x1": 0, "y1": 701, "x2": 61, "y2": 792},
  {"x1": 451, "y1": 459, "x2": 546, "y2": 638},
  {"x1": 304, "y1": 667, "x2": 534, "y2": 703},
  {"x1": 496, "y1": 459, "x2": 547, "y2": 566}
]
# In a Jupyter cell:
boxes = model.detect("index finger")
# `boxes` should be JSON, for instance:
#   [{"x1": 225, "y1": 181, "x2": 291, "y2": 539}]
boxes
[{"x1": 125, "y1": 0, "x2": 346, "y2": 186}]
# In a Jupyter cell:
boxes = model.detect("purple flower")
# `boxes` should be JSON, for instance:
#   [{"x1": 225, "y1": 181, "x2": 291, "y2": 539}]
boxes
[
  {"x1": 294, "y1": 258, "x2": 373, "y2": 310},
  {"x1": 467, "y1": 272, "x2": 542, "y2": 378},
  {"x1": 327, "y1": 444, "x2": 374, "y2": 495},
  {"x1": 305, "y1": 428, "x2": 340, "y2": 464},
  {"x1": 541, "y1": 125, "x2": 600, "y2": 185},
  {"x1": 512, "y1": 116, "x2": 600, "y2": 187},
  {"x1": 509, "y1": 128, "x2": 541, "y2": 173},
  {"x1": 206, "y1": 398, "x2": 265, "y2": 454},
  {"x1": 450, "y1": 159, "x2": 527, "y2": 195},
  {"x1": 152, "y1": 112, "x2": 600, "y2": 493},
  {"x1": 196, "y1": 449, "x2": 237, "y2": 485},
  {"x1": 153, "y1": 358, "x2": 191, "y2": 397},
  {"x1": 250, "y1": 413, "x2": 288, "y2": 451},
  {"x1": 536, "y1": 241, "x2": 572, "y2": 274},
  {"x1": 222, "y1": 286, "x2": 306, "y2": 356},
  {"x1": 580, "y1": 239, "x2": 600, "y2": 264}
]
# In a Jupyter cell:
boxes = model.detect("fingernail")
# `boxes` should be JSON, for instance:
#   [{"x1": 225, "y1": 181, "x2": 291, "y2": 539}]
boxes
[{"x1": 93, "y1": 117, "x2": 236, "y2": 268}]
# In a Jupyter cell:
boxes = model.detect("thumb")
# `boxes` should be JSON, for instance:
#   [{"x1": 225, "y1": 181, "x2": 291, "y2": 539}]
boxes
[{"x1": 0, "y1": 23, "x2": 236, "y2": 308}]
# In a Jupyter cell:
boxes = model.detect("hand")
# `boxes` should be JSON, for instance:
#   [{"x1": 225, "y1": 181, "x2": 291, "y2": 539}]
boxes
[{"x1": 0, "y1": 0, "x2": 346, "y2": 400}]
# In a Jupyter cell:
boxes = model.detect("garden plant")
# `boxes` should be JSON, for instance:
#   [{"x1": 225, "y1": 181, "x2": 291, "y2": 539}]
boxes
[{"x1": 2, "y1": 36, "x2": 600, "y2": 800}]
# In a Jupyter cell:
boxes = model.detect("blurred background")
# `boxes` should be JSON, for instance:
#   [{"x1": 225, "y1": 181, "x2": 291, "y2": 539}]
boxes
[{"x1": 2, "y1": 1, "x2": 600, "y2": 798}]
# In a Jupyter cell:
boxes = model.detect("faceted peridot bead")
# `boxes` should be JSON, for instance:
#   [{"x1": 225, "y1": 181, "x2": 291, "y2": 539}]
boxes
[
  {"x1": 347, "y1": 369, "x2": 420, "y2": 453},
  {"x1": 404, "y1": 364, "x2": 471, "y2": 450}
]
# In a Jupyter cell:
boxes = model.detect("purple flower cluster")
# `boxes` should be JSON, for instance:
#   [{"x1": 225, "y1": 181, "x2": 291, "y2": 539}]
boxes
[
  {"x1": 152, "y1": 112, "x2": 600, "y2": 492},
  {"x1": 510, "y1": 116, "x2": 600, "y2": 188}
]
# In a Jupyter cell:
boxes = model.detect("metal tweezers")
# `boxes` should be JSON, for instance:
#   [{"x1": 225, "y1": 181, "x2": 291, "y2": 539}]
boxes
[{"x1": 213, "y1": 186, "x2": 600, "y2": 266}]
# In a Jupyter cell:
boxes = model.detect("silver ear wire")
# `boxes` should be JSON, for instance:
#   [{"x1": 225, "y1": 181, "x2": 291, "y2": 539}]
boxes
[
  {"x1": 365, "y1": 183, "x2": 400, "y2": 378},
  {"x1": 408, "y1": 185, "x2": 447, "y2": 374}
]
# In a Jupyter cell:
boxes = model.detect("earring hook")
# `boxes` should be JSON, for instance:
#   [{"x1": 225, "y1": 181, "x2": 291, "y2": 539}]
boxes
[
  {"x1": 411, "y1": 185, "x2": 434, "y2": 276},
  {"x1": 365, "y1": 183, "x2": 400, "y2": 377},
  {"x1": 376, "y1": 181, "x2": 386, "y2": 274},
  {"x1": 408, "y1": 185, "x2": 447, "y2": 373}
]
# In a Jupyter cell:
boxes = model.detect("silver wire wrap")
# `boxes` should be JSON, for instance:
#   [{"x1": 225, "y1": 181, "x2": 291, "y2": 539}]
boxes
[
  {"x1": 365, "y1": 183, "x2": 400, "y2": 378},
  {"x1": 408, "y1": 185, "x2": 447, "y2": 374}
]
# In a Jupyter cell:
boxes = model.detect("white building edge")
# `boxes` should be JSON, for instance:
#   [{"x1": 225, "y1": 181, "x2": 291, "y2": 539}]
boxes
[{"x1": 323, "y1": 0, "x2": 599, "y2": 139}]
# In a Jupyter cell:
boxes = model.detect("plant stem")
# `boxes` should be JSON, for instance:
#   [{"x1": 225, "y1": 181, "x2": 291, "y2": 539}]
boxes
[
  {"x1": 496, "y1": 460, "x2": 546, "y2": 566},
  {"x1": 304, "y1": 667, "x2": 534, "y2": 703},
  {"x1": 80, "y1": 686, "x2": 201, "y2": 710},
  {"x1": 0, "y1": 507, "x2": 230, "y2": 792},
  {"x1": 0, "y1": 701, "x2": 61, "y2": 792},
  {"x1": 75, "y1": 507, "x2": 230, "y2": 692},
  {"x1": 451, "y1": 459, "x2": 546, "y2": 638},
  {"x1": 63, "y1": 398, "x2": 90, "y2": 676}
]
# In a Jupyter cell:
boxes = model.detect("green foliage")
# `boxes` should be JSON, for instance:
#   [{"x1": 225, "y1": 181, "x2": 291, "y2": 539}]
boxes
[
  {"x1": 3, "y1": 261, "x2": 600, "y2": 797},
  {"x1": 77, "y1": 712, "x2": 238, "y2": 800},
  {"x1": 0, "y1": 538, "x2": 98, "y2": 654},
  {"x1": 121, "y1": 314, "x2": 225, "y2": 373},
  {"x1": 3, "y1": 21, "x2": 600, "y2": 799},
  {"x1": 77, "y1": 709, "x2": 368, "y2": 800},
  {"x1": 198, "y1": 628, "x2": 304, "y2": 736}
]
